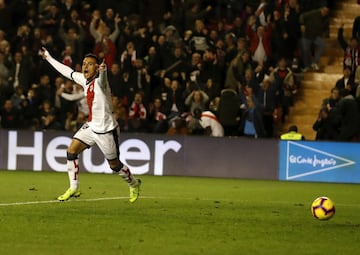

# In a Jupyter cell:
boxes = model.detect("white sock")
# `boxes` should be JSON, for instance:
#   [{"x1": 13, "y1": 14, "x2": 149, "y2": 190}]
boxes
[
  {"x1": 67, "y1": 159, "x2": 79, "y2": 190},
  {"x1": 119, "y1": 165, "x2": 137, "y2": 187}
]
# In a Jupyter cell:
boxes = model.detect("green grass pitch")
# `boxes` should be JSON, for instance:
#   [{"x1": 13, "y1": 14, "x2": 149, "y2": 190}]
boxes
[{"x1": 0, "y1": 171, "x2": 359, "y2": 255}]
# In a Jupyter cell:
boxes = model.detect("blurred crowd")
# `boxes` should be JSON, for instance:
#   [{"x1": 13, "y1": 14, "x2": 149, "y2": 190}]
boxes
[
  {"x1": 0, "y1": 0, "x2": 338, "y2": 138},
  {"x1": 312, "y1": 7, "x2": 360, "y2": 142}
]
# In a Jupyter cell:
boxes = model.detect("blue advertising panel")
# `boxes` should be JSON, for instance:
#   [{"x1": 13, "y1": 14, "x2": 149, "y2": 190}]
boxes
[{"x1": 279, "y1": 141, "x2": 359, "y2": 183}]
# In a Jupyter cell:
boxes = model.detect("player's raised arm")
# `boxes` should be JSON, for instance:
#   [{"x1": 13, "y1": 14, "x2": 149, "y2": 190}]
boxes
[
  {"x1": 98, "y1": 58, "x2": 106, "y2": 72},
  {"x1": 41, "y1": 47, "x2": 76, "y2": 81},
  {"x1": 98, "y1": 58, "x2": 108, "y2": 89}
]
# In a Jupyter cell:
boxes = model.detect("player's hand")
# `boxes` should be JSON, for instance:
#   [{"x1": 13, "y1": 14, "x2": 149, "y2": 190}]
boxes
[{"x1": 99, "y1": 59, "x2": 106, "y2": 71}]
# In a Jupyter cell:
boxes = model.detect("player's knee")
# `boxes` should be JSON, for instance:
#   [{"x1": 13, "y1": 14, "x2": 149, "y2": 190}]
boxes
[
  {"x1": 110, "y1": 162, "x2": 124, "y2": 172},
  {"x1": 67, "y1": 152, "x2": 78, "y2": 161}
]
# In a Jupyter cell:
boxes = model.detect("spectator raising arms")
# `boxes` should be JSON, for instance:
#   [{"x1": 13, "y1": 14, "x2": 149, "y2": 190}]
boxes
[
  {"x1": 337, "y1": 23, "x2": 360, "y2": 75},
  {"x1": 185, "y1": 89, "x2": 209, "y2": 115}
]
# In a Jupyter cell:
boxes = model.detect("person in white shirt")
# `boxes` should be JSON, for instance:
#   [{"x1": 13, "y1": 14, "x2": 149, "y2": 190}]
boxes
[
  {"x1": 41, "y1": 47, "x2": 140, "y2": 203},
  {"x1": 194, "y1": 108, "x2": 224, "y2": 137}
]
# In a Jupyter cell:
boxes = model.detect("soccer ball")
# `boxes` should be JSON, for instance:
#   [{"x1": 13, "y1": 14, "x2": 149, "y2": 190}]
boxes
[{"x1": 311, "y1": 196, "x2": 335, "y2": 220}]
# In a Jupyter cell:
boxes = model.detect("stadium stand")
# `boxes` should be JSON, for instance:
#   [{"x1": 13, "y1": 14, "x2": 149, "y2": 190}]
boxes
[{"x1": 1, "y1": 0, "x2": 359, "y2": 141}]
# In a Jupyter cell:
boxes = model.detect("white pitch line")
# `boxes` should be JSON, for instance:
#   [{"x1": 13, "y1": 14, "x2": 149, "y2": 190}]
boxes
[
  {"x1": 0, "y1": 200, "x2": 59, "y2": 206},
  {"x1": 0, "y1": 196, "x2": 359, "y2": 208},
  {"x1": 0, "y1": 196, "x2": 153, "y2": 207}
]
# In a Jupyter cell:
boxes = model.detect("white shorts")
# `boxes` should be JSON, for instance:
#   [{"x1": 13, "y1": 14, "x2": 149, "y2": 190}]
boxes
[{"x1": 74, "y1": 123, "x2": 120, "y2": 160}]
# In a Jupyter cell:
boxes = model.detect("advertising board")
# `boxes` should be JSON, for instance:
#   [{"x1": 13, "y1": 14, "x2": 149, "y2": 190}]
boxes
[
  {"x1": 279, "y1": 141, "x2": 359, "y2": 183},
  {"x1": 0, "y1": 130, "x2": 278, "y2": 180}
]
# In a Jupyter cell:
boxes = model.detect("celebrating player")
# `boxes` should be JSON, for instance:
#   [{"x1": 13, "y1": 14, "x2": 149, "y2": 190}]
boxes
[{"x1": 41, "y1": 47, "x2": 141, "y2": 202}]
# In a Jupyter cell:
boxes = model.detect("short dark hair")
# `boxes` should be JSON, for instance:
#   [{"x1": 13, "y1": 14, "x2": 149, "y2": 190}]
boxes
[
  {"x1": 84, "y1": 53, "x2": 100, "y2": 64},
  {"x1": 288, "y1": 125, "x2": 298, "y2": 132},
  {"x1": 193, "y1": 108, "x2": 202, "y2": 119}
]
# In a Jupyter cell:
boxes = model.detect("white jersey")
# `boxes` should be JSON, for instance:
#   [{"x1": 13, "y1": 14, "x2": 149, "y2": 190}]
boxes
[
  {"x1": 45, "y1": 53, "x2": 117, "y2": 133},
  {"x1": 200, "y1": 111, "x2": 224, "y2": 137}
]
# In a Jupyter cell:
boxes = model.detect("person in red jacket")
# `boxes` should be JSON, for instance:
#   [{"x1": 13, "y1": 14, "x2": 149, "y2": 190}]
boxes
[
  {"x1": 93, "y1": 37, "x2": 116, "y2": 69},
  {"x1": 246, "y1": 14, "x2": 272, "y2": 65}
]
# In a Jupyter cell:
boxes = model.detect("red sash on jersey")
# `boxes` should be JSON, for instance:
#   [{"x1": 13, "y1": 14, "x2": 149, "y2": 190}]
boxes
[
  {"x1": 86, "y1": 80, "x2": 95, "y2": 122},
  {"x1": 201, "y1": 113, "x2": 221, "y2": 124}
]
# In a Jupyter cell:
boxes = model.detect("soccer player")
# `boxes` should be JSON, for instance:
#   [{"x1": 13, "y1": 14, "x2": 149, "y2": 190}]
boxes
[{"x1": 41, "y1": 47, "x2": 141, "y2": 202}]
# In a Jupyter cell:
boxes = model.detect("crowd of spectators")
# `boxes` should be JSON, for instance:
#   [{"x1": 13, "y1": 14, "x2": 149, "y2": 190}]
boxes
[
  {"x1": 0, "y1": 0, "x2": 334, "y2": 138},
  {"x1": 312, "y1": 9, "x2": 360, "y2": 142}
]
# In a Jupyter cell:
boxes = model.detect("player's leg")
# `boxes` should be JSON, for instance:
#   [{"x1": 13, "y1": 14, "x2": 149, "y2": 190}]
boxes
[
  {"x1": 67, "y1": 139, "x2": 88, "y2": 190},
  {"x1": 57, "y1": 138, "x2": 88, "y2": 201},
  {"x1": 96, "y1": 127, "x2": 141, "y2": 202},
  {"x1": 58, "y1": 125, "x2": 94, "y2": 201},
  {"x1": 108, "y1": 158, "x2": 141, "y2": 203}
]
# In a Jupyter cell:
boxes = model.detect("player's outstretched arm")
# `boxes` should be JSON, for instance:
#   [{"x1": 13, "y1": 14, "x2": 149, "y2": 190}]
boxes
[
  {"x1": 41, "y1": 47, "x2": 76, "y2": 81},
  {"x1": 98, "y1": 58, "x2": 109, "y2": 89}
]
